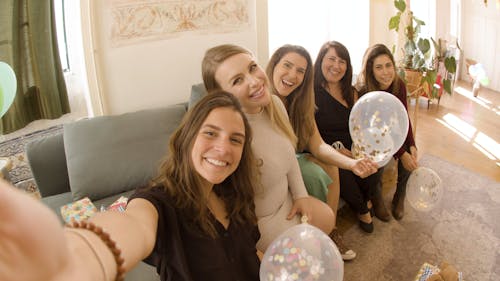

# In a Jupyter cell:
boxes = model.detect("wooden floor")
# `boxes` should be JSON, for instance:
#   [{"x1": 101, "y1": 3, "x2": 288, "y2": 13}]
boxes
[{"x1": 406, "y1": 79, "x2": 499, "y2": 182}]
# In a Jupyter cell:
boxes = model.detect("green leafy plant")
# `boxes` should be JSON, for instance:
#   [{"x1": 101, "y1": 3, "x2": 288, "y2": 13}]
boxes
[
  {"x1": 388, "y1": 0, "x2": 458, "y2": 96},
  {"x1": 431, "y1": 37, "x2": 458, "y2": 94}
]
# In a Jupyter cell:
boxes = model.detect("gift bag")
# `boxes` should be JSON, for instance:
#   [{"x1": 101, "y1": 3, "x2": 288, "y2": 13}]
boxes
[{"x1": 60, "y1": 197, "x2": 97, "y2": 223}]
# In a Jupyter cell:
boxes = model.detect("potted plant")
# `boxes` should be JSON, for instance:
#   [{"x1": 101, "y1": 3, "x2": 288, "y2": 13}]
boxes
[{"x1": 388, "y1": 0, "x2": 458, "y2": 98}]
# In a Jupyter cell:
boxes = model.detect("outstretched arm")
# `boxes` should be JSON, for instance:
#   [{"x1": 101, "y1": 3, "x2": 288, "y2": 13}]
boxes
[
  {"x1": 307, "y1": 123, "x2": 378, "y2": 178},
  {"x1": 0, "y1": 180, "x2": 157, "y2": 281}
]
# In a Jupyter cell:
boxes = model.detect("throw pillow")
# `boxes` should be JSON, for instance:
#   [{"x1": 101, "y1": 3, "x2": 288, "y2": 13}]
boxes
[
  {"x1": 60, "y1": 197, "x2": 97, "y2": 223},
  {"x1": 64, "y1": 105, "x2": 186, "y2": 201},
  {"x1": 188, "y1": 82, "x2": 207, "y2": 109},
  {"x1": 26, "y1": 133, "x2": 70, "y2": 197}
]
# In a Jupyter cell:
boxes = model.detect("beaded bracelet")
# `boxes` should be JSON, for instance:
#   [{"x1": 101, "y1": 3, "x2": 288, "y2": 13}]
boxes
[{"x1": 68, "y1": 220, "x2": 126, "y2": 281}]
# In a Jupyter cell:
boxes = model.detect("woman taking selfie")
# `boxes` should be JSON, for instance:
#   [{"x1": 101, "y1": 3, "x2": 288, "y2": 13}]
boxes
[{"x1": 0, "y1": 92, "x2": 262, "y2": 281}]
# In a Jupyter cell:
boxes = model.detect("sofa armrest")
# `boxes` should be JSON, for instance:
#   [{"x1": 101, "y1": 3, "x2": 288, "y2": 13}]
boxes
[{"x1": 26, "y1": 133, "x2": 71, "y2": 197}]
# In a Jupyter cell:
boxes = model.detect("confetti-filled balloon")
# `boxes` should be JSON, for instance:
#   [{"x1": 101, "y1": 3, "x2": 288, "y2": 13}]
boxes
[
  {"x1": 260, "y1": 223, "x2": 343, "y2": 281},
  {"x1": 406, "y1": 167, "x2": 443, "y2": 212},
  {"x1": 349, "y1": 91, "x2": 409, "y2": 166}
]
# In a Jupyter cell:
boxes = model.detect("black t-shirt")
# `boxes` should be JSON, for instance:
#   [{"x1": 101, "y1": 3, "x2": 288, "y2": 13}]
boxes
[{"x1": 129, "y1": 187, "x2": 261, "y2": 281}]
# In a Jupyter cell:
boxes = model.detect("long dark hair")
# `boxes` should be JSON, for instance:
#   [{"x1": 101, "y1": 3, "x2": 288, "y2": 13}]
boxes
[
  {"x1": 313, "y1": 41, "x2": 355, "y2": 107},
  {"x1": 151, "y1": 91, "x2": 259, "y2": 237},
  {"x1": 266, "y1": 44, "x2": 315, "y2": 152},
  {"x1": 356, "y1": 43, "x2": 402, "y2": 96}
]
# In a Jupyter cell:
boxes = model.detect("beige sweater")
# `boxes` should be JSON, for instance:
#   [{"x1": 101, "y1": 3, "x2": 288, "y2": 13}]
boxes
[{"x1": 246, "y1": 95, "x2": 308, "y2": 250}]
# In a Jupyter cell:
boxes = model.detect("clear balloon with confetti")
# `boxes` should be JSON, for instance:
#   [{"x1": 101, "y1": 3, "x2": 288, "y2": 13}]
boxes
[
  {"x1": 349, "y1": 91, "x2": 409, "y2": 166},
  {"x1": 406, "y1": 167, "x2": 443, "y2": 211},
  {"x1": 259, "y1": 221, "x2": 343, "y2": 281}
]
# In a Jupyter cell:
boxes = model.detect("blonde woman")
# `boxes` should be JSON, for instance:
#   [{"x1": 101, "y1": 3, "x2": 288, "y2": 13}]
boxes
[{"x1": 202, "y1": 44, "x2": 335, "y2": 251}]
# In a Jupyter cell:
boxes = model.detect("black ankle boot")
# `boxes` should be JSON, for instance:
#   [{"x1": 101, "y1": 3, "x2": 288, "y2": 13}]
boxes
[
  {"x1": 393, "y1": 157, "x2": 410, "y2": 220},
  {"x1": 372, "y1": 190, "x2": 391, "y2": 222},
  {"x1": 392, "y1": 192, "x2": 405, "y2": 220}
]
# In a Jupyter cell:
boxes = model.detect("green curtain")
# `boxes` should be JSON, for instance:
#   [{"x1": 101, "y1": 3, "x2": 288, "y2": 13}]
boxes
[{"x1": 0, "y1": 0, "x2": 70, "y2": 134}]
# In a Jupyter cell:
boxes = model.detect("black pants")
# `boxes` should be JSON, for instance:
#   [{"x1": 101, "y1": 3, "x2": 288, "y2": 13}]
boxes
[{"x1": 339, "y1": 168, "x2": 384, "y2": 215}]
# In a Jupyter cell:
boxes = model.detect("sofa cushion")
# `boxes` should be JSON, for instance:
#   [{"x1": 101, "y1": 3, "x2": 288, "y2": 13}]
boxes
[
  {"x1": 26, "y1": 133, "x2": 70, "y2": 197},
  {"x1": 63, "y1": 105, "x2": 186, "y2": 201}
]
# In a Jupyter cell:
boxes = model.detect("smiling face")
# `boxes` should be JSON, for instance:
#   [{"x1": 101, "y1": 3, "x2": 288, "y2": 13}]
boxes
[
  {"x1": 214, "y1": 53, "x2": 271, "y2": 114},
  {"x1": 272, "y1": 52, "x2": 307, "y2": 98},
  {"x1": 321, "y1": 47, "x2": 347, "y2": 85},
  {"x1": 372, "y1": 54, "x2": 395, "y2": 90},
  {"x1": 191, "y1": 107, "x2": 246, "y2": 185}
]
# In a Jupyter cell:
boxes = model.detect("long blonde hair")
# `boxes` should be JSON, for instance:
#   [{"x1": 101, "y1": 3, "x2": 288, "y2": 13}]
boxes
[
  {"x1": 202, "y1": 44, "x2": 297, "y2": 148},
  {"x1": 266, "y1": 44, "x2": 315, "y2": 152}
]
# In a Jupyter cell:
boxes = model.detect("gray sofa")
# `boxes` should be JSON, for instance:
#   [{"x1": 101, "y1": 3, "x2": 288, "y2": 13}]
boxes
[{"x1": 26, "y1": 103, "x2": 189, "y2": 281}]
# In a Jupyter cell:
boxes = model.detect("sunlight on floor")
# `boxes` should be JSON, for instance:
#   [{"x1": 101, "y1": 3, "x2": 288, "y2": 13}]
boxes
[
  {"x1": 442, "y1": 114, "x2": 476, "y2": 139},
  {"x1": 454, "y1": 86, "x2": 500, "y2": 115},
  {"x1": 436, "y1": 113, "x2": 499, "y2": 166}
]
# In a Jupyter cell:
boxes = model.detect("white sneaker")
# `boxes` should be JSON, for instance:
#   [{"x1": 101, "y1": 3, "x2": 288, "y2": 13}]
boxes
[{"x1": 329, "y1": 229, "x2": 357, "y2": 261}]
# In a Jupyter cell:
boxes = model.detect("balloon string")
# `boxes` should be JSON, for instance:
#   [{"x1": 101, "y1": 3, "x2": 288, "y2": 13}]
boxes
[{"x1": 301, "y1": 215, "x2": 309, "y2": 224}]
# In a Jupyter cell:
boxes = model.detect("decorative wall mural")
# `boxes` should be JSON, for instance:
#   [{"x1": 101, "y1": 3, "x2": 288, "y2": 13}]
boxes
[{"x1": 111, "y1": 0, "x2": 250, "y2": 47}]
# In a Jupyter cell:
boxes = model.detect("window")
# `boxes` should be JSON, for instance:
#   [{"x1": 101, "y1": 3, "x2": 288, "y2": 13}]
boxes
[
  {"x1": 54, "y1": 0, "x2": 70, "y2": 72},
  {"x1": 450, "y1": 0, "x2": 461, "y2": 41},
  {"x1": 267, "y1": 0, "x2": 369, "y2": 73}
]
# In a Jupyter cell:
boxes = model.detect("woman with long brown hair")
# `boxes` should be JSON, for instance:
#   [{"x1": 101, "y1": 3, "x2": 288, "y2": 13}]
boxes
[
  {"x1": 314, "y1": 41, "x2": 386, "y2": 233},
  {"x1": 356, "y1": 43, "x2": 418, "y2": 220},
  {"x1": 0, "y1": 91, "x2": 262, "y2": 281},
  {"x1": 266, "y1": 44, "x2": 378, "y2": 259}
]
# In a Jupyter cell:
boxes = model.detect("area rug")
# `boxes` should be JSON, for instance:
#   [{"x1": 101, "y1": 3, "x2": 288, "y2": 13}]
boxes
[
  {"x1": 337, "y1": 154, "x2": 500, "y2": 281},
  {"x1": 0, "y1": 125, "x2": 63, "y2": 197}
]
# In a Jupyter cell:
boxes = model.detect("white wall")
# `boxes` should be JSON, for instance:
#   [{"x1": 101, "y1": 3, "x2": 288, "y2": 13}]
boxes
[
  {"x1": 86, "y1": 1, "x2": 258, "y2": 115},
  {"x1": 435, "y1": 0, "x2": 451, "y2": 42},
  {"x1": 267, "y1": 0, "x2": 369, "y2": 73},
  {"x1": 369, "y1": 0, "x2": 397, "y2": 49},
  {"x1": 460, "y1": 0, "x2": 500, "y2": 92},
  {"x1": 78, "y1": 0, "x2": 499, "y2": 115}
]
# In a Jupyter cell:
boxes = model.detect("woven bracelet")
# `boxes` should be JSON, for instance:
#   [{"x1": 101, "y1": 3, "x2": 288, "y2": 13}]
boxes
[{"x1": 68, "y1": 221, "x2": 126, "y2": 281}]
